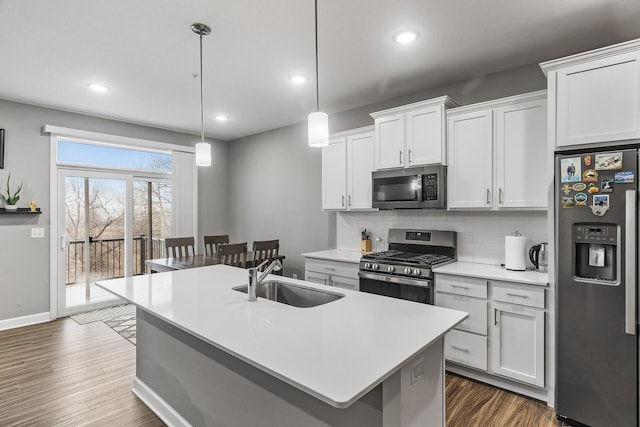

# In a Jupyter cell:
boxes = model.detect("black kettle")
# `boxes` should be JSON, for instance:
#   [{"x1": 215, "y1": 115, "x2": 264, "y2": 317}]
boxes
[{"x1": 529, "y1": 243, "x2": 549, "y2": 271}]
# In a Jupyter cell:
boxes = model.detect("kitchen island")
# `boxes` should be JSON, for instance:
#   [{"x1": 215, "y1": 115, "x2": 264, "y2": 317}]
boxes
[{"x1": 97, "y1": 265, "x2": 467, "y2": 427}]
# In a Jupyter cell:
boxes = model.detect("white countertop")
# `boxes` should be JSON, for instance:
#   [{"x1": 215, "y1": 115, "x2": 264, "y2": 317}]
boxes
[
  {"x1": 97, "y1": 265, "x2": 466, "y2": 408},
  {"x1": 433, "y1": 261, "x2": 548, "y2": 286},
  {"x1": 301, "y1": 249, "x2": 363, "y2": 264}
]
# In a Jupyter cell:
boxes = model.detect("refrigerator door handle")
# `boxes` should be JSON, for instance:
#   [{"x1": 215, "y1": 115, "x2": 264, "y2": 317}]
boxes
[{"x1": 625, "y1": 190, "x2": 636, "y2": 335}]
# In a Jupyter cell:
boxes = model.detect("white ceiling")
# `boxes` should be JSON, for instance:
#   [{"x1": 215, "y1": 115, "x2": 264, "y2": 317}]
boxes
[{"x1": 1, "y1": 0, "x2": 640, "y2": 142}]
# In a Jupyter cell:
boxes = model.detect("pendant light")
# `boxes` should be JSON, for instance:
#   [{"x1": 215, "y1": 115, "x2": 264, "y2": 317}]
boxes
[
  {"x1": 192, "y1": 23, "x2": 212, "y2": 166},
  {"x1": 308, "y1": 0, "x2": 328, "y2": 147}
]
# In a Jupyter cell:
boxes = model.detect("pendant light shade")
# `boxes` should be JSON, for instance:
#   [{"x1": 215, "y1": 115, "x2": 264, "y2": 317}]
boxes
[
  {"x1": 308, "y1": 0, "x2": 328, "y2": 147},
  {"x1": 308, "y1": 111, "x2": 328, "y2": 147},
  {"x1": 195, "y1": 141, "x2": 212, "y2": 166},
  {"x1": 192, "y1": 23, "x2": 212, "y2": 167}
]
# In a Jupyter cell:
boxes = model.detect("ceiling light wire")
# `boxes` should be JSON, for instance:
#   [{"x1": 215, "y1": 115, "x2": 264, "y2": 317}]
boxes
[
  {"x1": 314, "y1": 0, "x2": 320, "y2": 112},
  {"x1": 191, "y1": 23, "x2": 212, "y2": 166}
]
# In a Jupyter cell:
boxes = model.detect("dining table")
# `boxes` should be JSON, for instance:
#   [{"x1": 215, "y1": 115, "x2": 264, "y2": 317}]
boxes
[{"x1": 145, "y1": 252, "x2": 285, "y2": 273}]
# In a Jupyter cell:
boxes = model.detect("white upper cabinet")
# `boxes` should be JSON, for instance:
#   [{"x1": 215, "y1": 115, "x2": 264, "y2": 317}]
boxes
[
  {"x1": 496, "y1": 98, "x2": 547, "y2": 208},
  {"x1": 371, "y1": 96, "x2": 458, "y2": 170},
  {"x1": 541, "y1": 39, "x2": 640, "y2": 148},
  {"x1": 322, "y1": 126, "x2": 375, "y2": 211},
  {"x1": 448, "y1": 109, "x2": 494, "y2": 209},
  {"x1": 322, "y1": 136, "x2": 347, "y2": 210},
  {"x1": 447, "y1": 91, "x2": 548, "y2": 210},
  {"x1": 347, "y1": 131, "x2": 375, "y2": 209}
]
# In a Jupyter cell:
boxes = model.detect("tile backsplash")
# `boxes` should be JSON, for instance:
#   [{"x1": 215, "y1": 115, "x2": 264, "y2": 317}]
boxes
[{"x1": 337, "y1": 210, "x2": 548, "y2": 267}]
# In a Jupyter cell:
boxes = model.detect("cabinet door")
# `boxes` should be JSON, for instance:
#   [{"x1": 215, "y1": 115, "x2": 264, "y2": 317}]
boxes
[
  {"x1": 374, "y1": 114, "x2": 405, "y2": 170},
  {"x1": 496, "y1": 98, "x2": 547, "y2": 208},
  {"x1": 347, "y1": 131, "x2": 375, "y2": 210},
  {"x1": 406, "y1": 105, "x2": 445, "y2": 166},
  {"x1": 305, "y1": 271, "x2": 330, "y2": 287},
  {"x1": 556, "y1": 51, "x2": 640, "y2": 147},
  {"x1": 322, "y1": 137, "x2": 347, "y2": 210},
  {"x1": 490, "y1": 302, "x2": 545, "y2": 387},
  {"x1": 447, "y1": 110, "x2": 494, "y2": 209}
]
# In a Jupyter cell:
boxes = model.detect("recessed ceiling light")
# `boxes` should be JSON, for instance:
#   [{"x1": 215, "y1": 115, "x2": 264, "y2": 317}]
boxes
[
  {"x1": 290, "y1": 75, "x2": 307, "y2": 84},
  {"x1": 215, "y1": 114, "x2": 229, "y2": 122},
  {"x1": 88, "y1": 83, "x2": 110, "y2": 93},
  {"x1": 393, "y1": 31, "x2": 419, "y2": 44}
]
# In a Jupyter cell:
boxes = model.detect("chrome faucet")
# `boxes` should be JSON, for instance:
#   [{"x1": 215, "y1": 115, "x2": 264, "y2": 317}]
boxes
[{"x1": 248, "y1": 259, "x2": 283, "y2": 301}]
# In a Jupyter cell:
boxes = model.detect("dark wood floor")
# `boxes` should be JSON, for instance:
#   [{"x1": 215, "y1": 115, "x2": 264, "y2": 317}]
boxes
[{"x1": 0, "y1": 318, "x2": 560, "y2": 426}]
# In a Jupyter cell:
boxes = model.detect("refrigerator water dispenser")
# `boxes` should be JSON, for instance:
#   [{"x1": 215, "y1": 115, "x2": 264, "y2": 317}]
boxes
[{"x1": 573, "y1": 224, "x2": 619, "y2": 284}]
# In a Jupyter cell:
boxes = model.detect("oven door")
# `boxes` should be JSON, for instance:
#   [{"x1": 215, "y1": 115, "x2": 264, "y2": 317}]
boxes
[{"x1": 358, "y1": 271, "x2": 433, "y2": 304}]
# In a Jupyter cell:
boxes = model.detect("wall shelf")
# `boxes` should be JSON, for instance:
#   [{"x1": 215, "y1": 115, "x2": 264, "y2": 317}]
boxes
[{"x1": 0, "y1": 208, "x2": 41, "y2": 214}]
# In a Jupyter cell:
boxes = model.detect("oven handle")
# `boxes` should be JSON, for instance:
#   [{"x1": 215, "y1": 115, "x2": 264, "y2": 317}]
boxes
[{"x1": 358, "y1": 271, "x2": 432, "y2": 288}]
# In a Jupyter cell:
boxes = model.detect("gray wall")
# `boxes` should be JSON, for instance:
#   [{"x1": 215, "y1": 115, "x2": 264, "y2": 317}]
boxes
[
  {"x1": 0, "y1": 99, "x2": 227, "y2": 321},
  {"x1": 228, "y1": 123, "x2": 335, "y2": 279},
  {"x1": 227, "y1": 63, "x2": 547, "y2": 277}
]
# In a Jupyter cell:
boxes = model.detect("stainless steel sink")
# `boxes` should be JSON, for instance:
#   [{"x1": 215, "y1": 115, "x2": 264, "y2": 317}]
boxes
[{"x1": 233, "y1": 280, "x2": 344, "y2": 308}]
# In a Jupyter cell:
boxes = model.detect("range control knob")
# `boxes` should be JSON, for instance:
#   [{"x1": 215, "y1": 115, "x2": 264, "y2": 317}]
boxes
[
  {"x1": 372, "y1": 264, "x2": 379, "y2": 270},
  {"x1": 413, "y1": 269, "x2": 421, "y2": 276},
  {"x1": 404, "y1": 267, "x2": 412, "y2": 275},
  {"x1": 364, "y1": 263, "x2": 372, "y2": 269},
  {"x1": 387, "y1": 265, "x2": 395, "y2": 273}
]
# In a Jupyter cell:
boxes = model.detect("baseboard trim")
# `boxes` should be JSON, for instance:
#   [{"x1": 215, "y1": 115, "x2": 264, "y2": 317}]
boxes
[
  {"x1": 0, "y1": 312, "x2": 51, "y2": 331},
  {"x1": 446, "y1": 363, "x2": 550, "y2": 405},
  {"x1": 132, "y1": 377, "x2": 191, "y2": 427}
]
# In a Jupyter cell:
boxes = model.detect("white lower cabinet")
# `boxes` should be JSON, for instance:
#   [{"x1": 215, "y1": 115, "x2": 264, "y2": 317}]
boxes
[
  {"x1": 435, "y1": 272, "x2": 547, "y2": 392},
  {"x1": 304, "y1": 258, "x2": 359, "y2": 291},
  {"x1": 444, "y1": 329, "x2": 488, "y2": 371},
  {"x1": 436, "y1": 275, "x2": 489, "y2": 373},
  {"x1": 490, "y1": 301, "x2": 545, "y2": 387}
]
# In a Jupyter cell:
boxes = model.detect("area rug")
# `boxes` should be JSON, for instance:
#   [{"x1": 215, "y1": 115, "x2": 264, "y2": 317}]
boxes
[{"x1": 70, "y1": 304, "x2": 137, "y2": 345}]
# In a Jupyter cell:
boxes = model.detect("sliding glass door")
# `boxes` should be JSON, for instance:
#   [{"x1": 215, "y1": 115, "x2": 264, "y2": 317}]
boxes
[
  {"x1": 57, "y1": 170, "x2": 174, "y2": 315},
  {"x1": 57, "y1": 170, "x2": 131, "y2": 315}
]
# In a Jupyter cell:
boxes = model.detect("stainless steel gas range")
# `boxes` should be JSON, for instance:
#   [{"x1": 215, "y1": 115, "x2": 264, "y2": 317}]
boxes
[{"x1": 358, "y1": 229, "x2": 456, "y2": 304}]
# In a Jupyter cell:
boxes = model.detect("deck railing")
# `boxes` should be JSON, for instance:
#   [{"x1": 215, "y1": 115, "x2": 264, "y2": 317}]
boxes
[{"x1": 65, "y1": 235, "x2": 167, "y2": 285}]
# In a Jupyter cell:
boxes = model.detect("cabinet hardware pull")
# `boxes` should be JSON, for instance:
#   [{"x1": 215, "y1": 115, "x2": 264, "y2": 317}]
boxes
[
  {"x1": 348, "y1": 195, "x2": 352, "y2": 206},
  {"x1": 324, "y1": 278, "x2": 327, "y2": 286},
  {"x1": 499, "y1": 188, "x2": 503, "y2": 204},
  {"x1": 325, "y1": 267, "x2": 336, "y2": 271},
  {"x1": 506, "y1": 292, "x2": 527, "y2": 299},
  {"x1": 341, "y1": 195, "x2": 345, "y2": 206},
  {"x1": 486, "y1": 188, "x2": 491, "y2": 204},
  {"x1": 408, "y1": 149, "x2": 412, "y2": 164},
  {"x1": 494, "y1": 308, "x2": 499, "y2": 325},
  {"x1": 399, "y1": 150, "x2": 403, "y2": 165},
  {"x1": 450, "y1": 284, "x2": 469, "y2": 294},
  {"x1": 451, "y1": 345, "x2": 469, "y2": 352}
]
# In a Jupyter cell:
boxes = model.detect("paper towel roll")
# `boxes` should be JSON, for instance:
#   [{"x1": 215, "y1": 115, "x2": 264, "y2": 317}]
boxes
[{"x1": 505, "y1": 235, "x2": 526, "y2": 271}]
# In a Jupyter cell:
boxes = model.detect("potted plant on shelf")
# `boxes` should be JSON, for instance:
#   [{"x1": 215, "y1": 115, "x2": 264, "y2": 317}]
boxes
[{"x1": 2, "y1": 173, "x2": 23, "y2": 211}]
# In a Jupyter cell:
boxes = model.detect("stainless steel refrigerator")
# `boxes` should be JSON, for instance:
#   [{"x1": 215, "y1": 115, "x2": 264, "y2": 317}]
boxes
[{"x1": 556, "y1": 148, "x2": 638, "y2": 426}]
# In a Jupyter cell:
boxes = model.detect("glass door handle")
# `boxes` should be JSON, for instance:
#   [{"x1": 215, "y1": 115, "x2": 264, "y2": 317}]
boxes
[{"x1": 625, "y1": 190, "x2": 636, "y2": 335}]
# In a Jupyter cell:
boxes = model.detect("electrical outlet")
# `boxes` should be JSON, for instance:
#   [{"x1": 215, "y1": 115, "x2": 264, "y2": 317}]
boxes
[
  {"x1": 31, "y1": 228, "x2": 45, "y2": 239},
  {"x1": 292, "y1": 273, "x2": 298, "y2": 279},
  {"x1": 411, "y1": 357, "x2": 424, "y2": 384},
  {"x1": 375, "y1": 237, "x2": 382, "y2": 242}
]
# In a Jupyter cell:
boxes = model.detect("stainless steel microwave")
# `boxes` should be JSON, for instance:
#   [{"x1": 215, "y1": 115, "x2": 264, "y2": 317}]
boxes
[{"x1": 372, "y1": 165, "x2": 447, "y2": 209}]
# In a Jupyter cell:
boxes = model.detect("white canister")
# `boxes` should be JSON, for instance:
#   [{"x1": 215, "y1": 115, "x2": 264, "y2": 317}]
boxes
[{"x1": 504, "y1": 235, "x2": 526, "y2": 271}]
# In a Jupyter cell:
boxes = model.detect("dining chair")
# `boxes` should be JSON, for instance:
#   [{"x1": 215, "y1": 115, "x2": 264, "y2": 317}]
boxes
[
  {"x1": 250, "y1": 239, "x2": 280, "y2": 269},
  {"x1": 217, "y1": 242, "x2": 248, "y2": 268},
  {"x1": 204, "y1": 234, "x2": 230, "y2": 255},
  {"x1": 165, "y1": 237, "x2": 195, "y2": 258}
]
